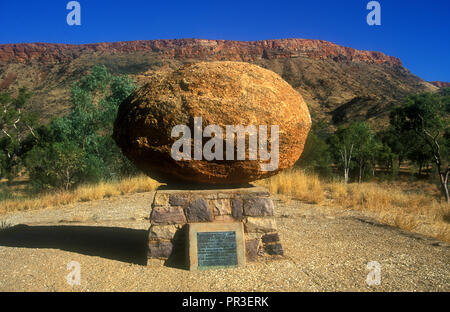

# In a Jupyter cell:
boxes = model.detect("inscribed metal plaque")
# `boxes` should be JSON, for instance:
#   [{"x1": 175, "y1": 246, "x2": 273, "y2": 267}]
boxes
[{"x1": 197, "y1": 231, "x2": 237, "y2": 268}]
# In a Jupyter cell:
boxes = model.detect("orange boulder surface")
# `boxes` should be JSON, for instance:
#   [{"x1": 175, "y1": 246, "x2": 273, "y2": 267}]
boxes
[{"x1": 113, "y1": 61, "x2": 311, "y2": 185}]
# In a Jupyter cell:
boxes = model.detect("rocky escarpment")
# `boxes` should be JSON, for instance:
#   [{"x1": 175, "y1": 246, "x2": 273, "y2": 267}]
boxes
[
  {"x1": 0, "y1": 39, "x2": 402, "y2": 66},
  {"x1": 430, "y1": 81, "x2": 450, "y2": 88}
]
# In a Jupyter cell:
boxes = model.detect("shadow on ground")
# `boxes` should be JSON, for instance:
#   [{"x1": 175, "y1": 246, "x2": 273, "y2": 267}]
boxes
[{"x1": 0, "y1": 224, "x2": 149, "y2": 265}]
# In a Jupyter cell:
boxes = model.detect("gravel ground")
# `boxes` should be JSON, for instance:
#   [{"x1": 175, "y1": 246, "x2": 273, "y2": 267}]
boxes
[{"x1": 0, "y1": 191, "x2": 448, "y2": 292}]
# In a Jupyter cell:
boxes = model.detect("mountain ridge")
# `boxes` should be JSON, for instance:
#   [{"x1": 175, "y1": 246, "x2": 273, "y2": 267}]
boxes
[
  {"x1": 430, "y1": 81, "x2": 450, "y2": 88},
  {"x1": 0, "y1": 38, "x2": 402, "y2": 66},
  {"x1": 0, "y1": 38, "x2": 438, "y2": 129}
]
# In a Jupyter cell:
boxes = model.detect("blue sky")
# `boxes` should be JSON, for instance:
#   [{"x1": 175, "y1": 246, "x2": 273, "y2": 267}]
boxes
[{"x1": 1, "y1": 0, "x2": 449, "y2": 81}]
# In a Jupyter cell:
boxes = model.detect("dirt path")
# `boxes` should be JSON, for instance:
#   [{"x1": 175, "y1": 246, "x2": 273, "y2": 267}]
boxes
[{"x1": 0, "y1": 192, "x2": 448, "y2": 291}]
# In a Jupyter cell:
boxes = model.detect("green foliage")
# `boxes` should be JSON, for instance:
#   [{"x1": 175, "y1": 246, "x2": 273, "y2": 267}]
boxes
[
  {"x1": 328, "y1": 121, "x2": 381, "y2": 183},
  {"x1": 407, "y1": 137, "x2": 432, "y2": 175},
  {"x1": 373, "y1": 138, "x2": 393, "y2": 170},
  {"x1": 26, "y1": 141, "x2": 86, "y2": 191},
  {"x1": 389, "y1": 88, "x2": 450, "y2": 201},
  {"x1": 0, "y1": 87, "x2": 37, "y2": 182},
  {"x1": 296, "y1": 121, "x2": 332, "y2": 176},
  {"x1": 378, "y1": 127, "x2": 411, "y2": 165},
  {"x1": 25, "y1": 65, "x2": 138, "y2": 191},
  {"x1": 351, "y1": 122, "x2": 378, "y2": 182},
  {"x1": 328, "y1": 123, "x2": 357, "y2": 177},
  {"x1": 297, "y1": 89, "x2": 448, "y2": 186},
  {"x1": 390, "y1": 91, "x2": 449, "y2": 135}
]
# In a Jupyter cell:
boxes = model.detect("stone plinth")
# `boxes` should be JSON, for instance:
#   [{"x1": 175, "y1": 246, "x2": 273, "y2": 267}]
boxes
[{"x1": 147, "y1": 186, "x2": 284, "y2": 266}]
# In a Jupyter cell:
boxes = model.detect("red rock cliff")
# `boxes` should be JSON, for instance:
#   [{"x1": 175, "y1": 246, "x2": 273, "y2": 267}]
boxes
[
  {"x1": 430, "y1": 81, "x2": 450, "y2": 88},
  {"x1": 0, "y1": 38, "x2": 402, "y2": 66}
]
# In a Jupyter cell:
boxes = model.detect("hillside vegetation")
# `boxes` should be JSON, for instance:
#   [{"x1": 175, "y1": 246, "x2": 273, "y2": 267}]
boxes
[{"x1": 0, "y1": 39, "x2": 438, "y2": 129}]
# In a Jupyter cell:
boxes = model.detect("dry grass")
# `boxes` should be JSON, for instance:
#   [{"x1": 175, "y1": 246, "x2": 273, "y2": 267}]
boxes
[
  {"x1": 1, "y1": 169, "x2": 449, "y2": 242},
  {"x1": 0, "y1": 175, "x2": 160, "y2": 214},
  {"x1": 256, "y1": 169, "x2": 324, "y2": 204},
  {"x1": 257, "y1": 170, "x2": 450, "y2": 243},
  {"x1": 0, "y1": 219, "x2": 12, "y2": 231}
]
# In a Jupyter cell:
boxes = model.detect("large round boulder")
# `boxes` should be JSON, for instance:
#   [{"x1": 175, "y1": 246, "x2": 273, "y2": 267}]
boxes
[{"x1": 113, "y1": 61, "x2": 311, "y2": 185}]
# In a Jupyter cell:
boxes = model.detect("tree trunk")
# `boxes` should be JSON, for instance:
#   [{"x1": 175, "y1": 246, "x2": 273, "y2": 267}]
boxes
[
  {"x1": 439, "y1": 172, "x2": 449, "y2": 203},
  {"x1": 65, "y1": 168, "x2": 70, "y2": 191},
  {"x1": 419, "y1": 127, "x2": 450, "y2": 203},
  {"x1": 359, "y1": 164, "x2": 362, "y2": 184},
  {"x1": 341, "y1": 144, "x2": 353, "y2": 184}
]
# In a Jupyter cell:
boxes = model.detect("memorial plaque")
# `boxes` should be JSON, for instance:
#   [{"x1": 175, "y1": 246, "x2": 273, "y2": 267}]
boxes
[
  {"x1": 197, "y1": 231, "x2": 237, "y2": 268},
  {"x1": 188, "y1": 222, "x2": 245, "y2": 270}
]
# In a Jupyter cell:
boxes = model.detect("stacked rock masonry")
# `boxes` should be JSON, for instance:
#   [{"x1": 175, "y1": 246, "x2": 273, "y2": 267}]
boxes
[{"x1": 148, "y1": 186, "x2": 283, "y2": 265}]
